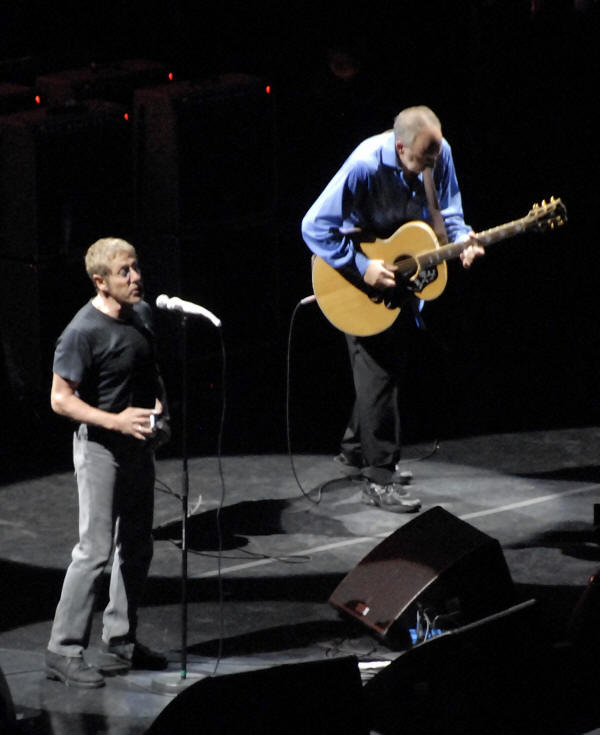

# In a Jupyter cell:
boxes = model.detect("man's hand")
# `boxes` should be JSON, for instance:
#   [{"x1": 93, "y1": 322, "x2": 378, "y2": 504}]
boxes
[
  {"x1": 115, "y1": 407, "x2": 157, "y2": 440},
  {"x1": 51, "y1": 372, "x2": 169, "y2": 442},
  {"x1": 364, "y1": 259, "x2": 397, "y2": 289},
  {"x1": 460, "y1": 232, "x2": 485, "y2": 268}
]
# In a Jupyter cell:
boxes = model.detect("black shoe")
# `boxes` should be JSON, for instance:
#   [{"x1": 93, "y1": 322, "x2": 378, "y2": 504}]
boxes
[
  {"x1": 96, "y1": 645, "x2": 132, "y2": 675},
  {"x1": 361, "y1": 482, "x2": 421, "y2": 513},
  {"x1": 45, "y1": 650, "x2": 105, "y2": 688},
  {"x1": 99, "y1": 641, "x2": 168, "y2": 674}
]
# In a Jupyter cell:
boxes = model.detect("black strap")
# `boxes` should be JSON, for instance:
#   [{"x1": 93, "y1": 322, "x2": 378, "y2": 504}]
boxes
[{"x1": 423, "y1": 167, "x2": 448, "y2": 245}]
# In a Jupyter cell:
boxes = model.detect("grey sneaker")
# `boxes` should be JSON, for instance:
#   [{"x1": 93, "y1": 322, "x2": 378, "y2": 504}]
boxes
[
  {"x1": 45, "y1": 650, "x2": 105, "y2": 688},
  {"x1": 362, "y1": 482, "x2": 421, "y2": 513}
]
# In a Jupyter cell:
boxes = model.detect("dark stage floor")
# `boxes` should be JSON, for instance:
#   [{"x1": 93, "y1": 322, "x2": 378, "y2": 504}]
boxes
[{"x1": 2, "y1": 427, "x2": 600, "y2": 734}]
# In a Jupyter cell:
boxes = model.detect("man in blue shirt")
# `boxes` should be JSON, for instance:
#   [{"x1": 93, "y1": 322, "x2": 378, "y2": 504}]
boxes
[{"x1": 302, "y1": 105, "x2": 483, "y2": 512}]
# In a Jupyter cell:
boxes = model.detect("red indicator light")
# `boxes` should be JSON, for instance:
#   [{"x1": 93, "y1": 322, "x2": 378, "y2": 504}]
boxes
[
  {"x1": 124, "y1": 112, "x2": 129, "y2": 121},
  {"x1": 265, "y1": 85, "x2": 271, "y2": 95},
  {"x1": 168, "y1": 72, "x2": 175, "y2": 81},
  {"x1": 35, "y1": 95, "x2": 41, "y2": 105}
]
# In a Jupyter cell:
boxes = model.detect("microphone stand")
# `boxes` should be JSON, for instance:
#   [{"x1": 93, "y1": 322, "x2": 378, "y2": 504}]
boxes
[{"x1": 152, "y1": 313, "x2": 206, "y2": 694}]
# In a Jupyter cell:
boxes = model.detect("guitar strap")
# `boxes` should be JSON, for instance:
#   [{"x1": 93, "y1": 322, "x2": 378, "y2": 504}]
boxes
[{"x1": 423, "y1": 167, "x2": 448, "y2": 245}]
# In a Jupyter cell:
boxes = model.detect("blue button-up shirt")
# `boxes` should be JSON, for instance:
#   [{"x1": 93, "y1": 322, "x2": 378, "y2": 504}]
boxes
[{"x1": 301, "y1": 130, "x2": 470, "y2": 277}]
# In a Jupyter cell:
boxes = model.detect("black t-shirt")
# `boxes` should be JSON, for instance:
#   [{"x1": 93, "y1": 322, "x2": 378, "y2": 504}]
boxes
[{"x1": 53, "y1": 300, "x2": 160, "y2": 413}]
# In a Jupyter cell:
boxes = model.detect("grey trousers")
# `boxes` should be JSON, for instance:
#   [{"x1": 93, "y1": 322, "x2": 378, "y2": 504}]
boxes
[{"x1": 48, "y1": 424, "x2": 155, "y2": 658}]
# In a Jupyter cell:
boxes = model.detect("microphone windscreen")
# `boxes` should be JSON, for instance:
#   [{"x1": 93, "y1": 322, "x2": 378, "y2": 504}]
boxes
[{"x1": 156, "y1": 294, "x2": 169, "y2": 309}]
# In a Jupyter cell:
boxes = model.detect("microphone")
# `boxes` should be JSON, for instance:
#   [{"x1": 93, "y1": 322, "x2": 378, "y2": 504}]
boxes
[{"x1": 156, "y1": 294, "x2": 222, "y2": 328}]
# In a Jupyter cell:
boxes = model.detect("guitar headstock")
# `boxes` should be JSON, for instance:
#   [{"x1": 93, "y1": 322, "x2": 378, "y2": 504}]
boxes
[{"x1": 527, "y1": 197, "x2": 567, "y2": 231}]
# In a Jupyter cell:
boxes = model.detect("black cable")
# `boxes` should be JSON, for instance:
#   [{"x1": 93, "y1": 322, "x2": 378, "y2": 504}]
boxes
[
  {"x1": 189, "y1": 546, "x2": 311, "y2": 565},
  {"x1": 162, "y1": 536, "x2": 311, "y2": 564},
  {"x1": 395, "y1": 438, "x2": 441, "y2": 467},
  {"x1": 286, "y1": 297, "x2": 322, "y2": 505},
  {"x1": 155, "y1": 476, "x2": 180, "y2": 500},
  {"x1": 287, "y1": 295, "x2": 438, "y2": 491}
]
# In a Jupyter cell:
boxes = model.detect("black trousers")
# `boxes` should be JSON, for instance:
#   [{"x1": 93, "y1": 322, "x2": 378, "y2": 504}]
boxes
[{"x1": 340, "y1": 309, "x2": 434, "y2": 484}]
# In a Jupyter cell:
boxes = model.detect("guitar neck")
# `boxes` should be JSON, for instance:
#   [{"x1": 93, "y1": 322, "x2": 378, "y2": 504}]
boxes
[{"x1": 419, "y1": 215, "x2": 533, "y2": 269}]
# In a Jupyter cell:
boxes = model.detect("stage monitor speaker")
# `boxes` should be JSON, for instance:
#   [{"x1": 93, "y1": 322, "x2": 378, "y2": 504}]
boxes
[
  {"x1": 363, "y1": 599, "x2": 541, "y2": 735},
  {"x1": 329, "y1": 505, "x2": 515, "y2": 648},
  {"x1": 567, "y1": 566, "x2": 600, "y2": 649},
  {"x1": 146, "y1": 656, "x2": 368, "y2": 735},
  {"x1": 133, "y1": 74, "x2": 277, "y2": 236},
  {"x1": 0, "y1": 665, "x2": 16, "y2": 734}
]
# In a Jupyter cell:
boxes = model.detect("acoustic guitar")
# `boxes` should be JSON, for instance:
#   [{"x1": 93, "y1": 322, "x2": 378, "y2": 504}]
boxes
[{"x1": 311, "y1": 197, "x2": 567, "y2": 336}]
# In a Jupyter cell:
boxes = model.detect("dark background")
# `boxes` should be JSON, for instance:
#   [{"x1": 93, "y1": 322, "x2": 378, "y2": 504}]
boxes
[{"x1": 1, "y1": 0, "x2": 598, "y2": 479}]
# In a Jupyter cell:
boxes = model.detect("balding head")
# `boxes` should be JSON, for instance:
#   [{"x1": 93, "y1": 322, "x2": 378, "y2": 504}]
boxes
[{"x1": 393, "y1": 106, "x2": 443, "y2": 175}]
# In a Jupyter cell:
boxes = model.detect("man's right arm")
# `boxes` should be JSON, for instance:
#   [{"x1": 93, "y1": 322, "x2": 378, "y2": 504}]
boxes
[
  {"x1": 301, "y1": 153, "x2": 400, "y2": 294},
  {"x1": 301, "y1": 157, "x2": 373, "y2": 276},
  {"x1": 302, "y1": 198, "x2": 397, "y2": 292},
  {"x1": 51, "y1": 373, "x2": 156, "y2": 440}
]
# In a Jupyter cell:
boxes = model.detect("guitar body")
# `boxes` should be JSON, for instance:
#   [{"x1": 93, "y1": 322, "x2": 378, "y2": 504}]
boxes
[
  {"x1": 310, "y1": 197, "x2": 566, "y2": 337},
  {"x1": 311, "y1": 220, "x2": 448, "y2": 336}
]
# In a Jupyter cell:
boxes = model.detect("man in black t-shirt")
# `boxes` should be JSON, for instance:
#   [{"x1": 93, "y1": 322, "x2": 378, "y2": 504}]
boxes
[{"x1": 45, "y1": 238, "x2": 170, "y2": 688}]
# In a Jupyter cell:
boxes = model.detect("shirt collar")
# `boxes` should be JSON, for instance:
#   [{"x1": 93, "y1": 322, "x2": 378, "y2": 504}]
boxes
[
  {"x1": 381, "y1": 131, "x2": 398, "y2": 168},
  {"x1": 381, "y1": 131, "x2": 424, "y2": 187}
]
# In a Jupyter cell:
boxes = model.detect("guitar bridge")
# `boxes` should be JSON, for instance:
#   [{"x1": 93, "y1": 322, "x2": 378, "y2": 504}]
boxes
[{"x1": 411, "y1": 267, "x2": 438, "y2": 291}]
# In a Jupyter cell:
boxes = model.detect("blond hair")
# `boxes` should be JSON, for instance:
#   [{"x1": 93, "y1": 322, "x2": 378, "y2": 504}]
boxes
[{"x1": 85, "y1": 237, "x2": 136, "y2": 284}]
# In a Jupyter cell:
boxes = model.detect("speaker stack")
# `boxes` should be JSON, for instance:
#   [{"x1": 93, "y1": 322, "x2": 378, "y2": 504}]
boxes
[
  {"x1": 133, "y1": 73, "x2": 277, "y2": 236},
  {"x1": 0, "y1": 100, "x2": 132, "y2": 397},
  {"x1": 132, "y1": 73, "x2": 279, "y2": 307},
  {"x1": 35, "y1": 59, "x2": 168, "y2": 108},
  {"x1": 132, "y1": 74, "x2": 282, "y2": 453}
]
